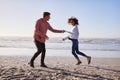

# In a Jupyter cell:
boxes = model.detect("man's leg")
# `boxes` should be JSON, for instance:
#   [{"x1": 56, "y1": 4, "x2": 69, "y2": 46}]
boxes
[
  {"x1": 30, "y1": 40, "x2": 42, "y2": 68},
  {"x1": 40, "y1": 43, "x2": 47, "y2": 67}
]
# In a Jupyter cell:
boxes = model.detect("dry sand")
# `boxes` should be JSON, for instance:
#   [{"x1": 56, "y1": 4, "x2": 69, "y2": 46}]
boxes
[{"x1": 0, "y1": 56, "x2": 120, "y2": 80}]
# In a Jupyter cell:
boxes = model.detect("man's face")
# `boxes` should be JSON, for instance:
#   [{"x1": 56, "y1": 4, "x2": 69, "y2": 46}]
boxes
[{"x1": 46, "y1": 15, "x2": 50, "y2": 21}]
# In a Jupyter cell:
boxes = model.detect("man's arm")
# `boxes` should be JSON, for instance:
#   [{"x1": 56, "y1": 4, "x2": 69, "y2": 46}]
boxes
[{"x1": 48, "y1": 25, "x2": 64, "y2": 33}]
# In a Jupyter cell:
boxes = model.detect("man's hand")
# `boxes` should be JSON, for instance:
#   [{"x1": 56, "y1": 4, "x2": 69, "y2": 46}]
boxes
[
  {"x1": 45, "y1": 35, "x2": 49, "y2": 40},
  {"x1": 62, "y1": 30, "x2": 65, "y2": 33}
]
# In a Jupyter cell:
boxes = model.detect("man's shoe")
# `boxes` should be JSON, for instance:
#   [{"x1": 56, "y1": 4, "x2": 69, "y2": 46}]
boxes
[
  {"x1": 28, "y1": 62, "x2": 34, "y2": 68},
  {"x1": 41, "y1": 64, "x2": 48, "y2": 68},
  {"x1": 76, "y1": 61, "x2": 82, "y2": 65}
]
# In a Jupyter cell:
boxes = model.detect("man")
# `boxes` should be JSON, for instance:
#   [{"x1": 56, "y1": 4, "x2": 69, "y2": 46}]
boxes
[{"x1": 29, "y1": 12, "x2": 65, "y2": 68}]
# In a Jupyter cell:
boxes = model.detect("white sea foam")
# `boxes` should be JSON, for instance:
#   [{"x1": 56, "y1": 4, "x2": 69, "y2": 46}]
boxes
[
  {"x1": 0, "y1": 36, "x2": 120, "y2": 51},
  {"x1": 0, "y1": 37, "x2": 120, "y2": 57}
]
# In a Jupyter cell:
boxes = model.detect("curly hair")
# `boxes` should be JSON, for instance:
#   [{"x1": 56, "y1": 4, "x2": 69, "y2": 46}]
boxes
[{"x1": 68, "y1": 17, "x2": 79, "y2": 25}]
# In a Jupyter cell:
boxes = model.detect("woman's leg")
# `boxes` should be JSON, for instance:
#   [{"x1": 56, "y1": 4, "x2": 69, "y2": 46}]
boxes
[
  {"x1": 76, "y1": 44, "x2": 87, "y2": 57},
  {"x1": 75, "y1": 41, "x2": 91, "y2": 64},
  {"x1": 71, "y1": 40, "x2": 81, "y2": 65}
]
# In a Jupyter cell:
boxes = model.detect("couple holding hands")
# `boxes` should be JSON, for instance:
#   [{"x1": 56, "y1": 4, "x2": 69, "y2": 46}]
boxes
[{"x1": 29, "y1": 12, "x2": 91, "y2": 68}]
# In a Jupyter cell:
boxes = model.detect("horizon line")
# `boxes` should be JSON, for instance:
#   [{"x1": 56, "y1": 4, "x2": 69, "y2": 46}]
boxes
[{"x1": 0, "y1": 35, "x2": 120, "y2": 39}]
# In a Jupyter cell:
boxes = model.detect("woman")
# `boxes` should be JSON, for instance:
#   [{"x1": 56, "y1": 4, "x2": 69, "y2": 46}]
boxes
[{"x1": 63, "y1": 17, "x2": 91, "y2": 65}]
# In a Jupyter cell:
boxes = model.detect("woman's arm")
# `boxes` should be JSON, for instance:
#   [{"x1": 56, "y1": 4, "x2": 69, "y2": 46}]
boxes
[
  {"x1": 65, "y1": 30, "x2": 75, "y2": 34},
  {"x1": 62, "y1": 36, "x2": 69, "y2": 41}
]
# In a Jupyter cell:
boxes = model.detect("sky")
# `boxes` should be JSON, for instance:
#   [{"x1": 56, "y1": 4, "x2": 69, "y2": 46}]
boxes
[{"x1": 0, "y1": 0, "x2": 120, "y2": 38}]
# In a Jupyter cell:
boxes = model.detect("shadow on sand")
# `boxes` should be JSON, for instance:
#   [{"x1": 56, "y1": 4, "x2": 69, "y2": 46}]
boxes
[{"x1": 32, "y1": 65, "x2": 119, "y2": 80}]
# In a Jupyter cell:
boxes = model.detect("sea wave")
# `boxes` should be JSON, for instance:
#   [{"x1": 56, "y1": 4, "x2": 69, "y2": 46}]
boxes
[{"x1": 0, "y1": 36, "x2": 120, "y2": 51}]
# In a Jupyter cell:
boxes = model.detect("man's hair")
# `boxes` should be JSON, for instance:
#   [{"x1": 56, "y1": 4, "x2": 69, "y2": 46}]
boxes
[
  {"x1": 43, "y1": 12, "x2": 50, "y2": 17},
  {"x1": 68, "y1": 17, "x2": 79, "y2": 25}
]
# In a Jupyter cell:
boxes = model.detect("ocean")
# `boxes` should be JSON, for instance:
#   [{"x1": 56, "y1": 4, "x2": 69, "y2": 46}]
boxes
[{"x1": 0, "y1": 36, "x2": 120, "y2": 58}]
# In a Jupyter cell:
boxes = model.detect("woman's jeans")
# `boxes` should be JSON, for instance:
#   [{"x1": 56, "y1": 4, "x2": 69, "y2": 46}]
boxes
[{"x1": 69, "y1": 38, "x2": 86, "y2": 59}]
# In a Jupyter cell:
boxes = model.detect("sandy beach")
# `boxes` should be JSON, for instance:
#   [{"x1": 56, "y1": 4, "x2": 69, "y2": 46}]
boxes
[{"x1": 0, "y1": 56, "x2": 120, "y2": 80}]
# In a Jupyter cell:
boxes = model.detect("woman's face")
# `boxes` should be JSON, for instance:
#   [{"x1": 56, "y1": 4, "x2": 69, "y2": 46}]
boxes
[{"x1": 69, "y1": 20, "x2": 75, "y2": 26}]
